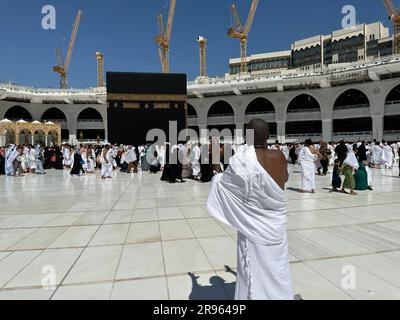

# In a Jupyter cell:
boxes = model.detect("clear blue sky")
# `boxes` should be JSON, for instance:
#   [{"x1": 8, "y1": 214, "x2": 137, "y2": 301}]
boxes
[{"x1": 0, "y1": 0, "x2": 389, "y2": 87}]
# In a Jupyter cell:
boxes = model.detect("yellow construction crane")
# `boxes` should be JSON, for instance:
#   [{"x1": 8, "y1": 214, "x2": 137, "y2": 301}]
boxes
[
  {"x1": 383, "y1": 0, "x2": 400, "y2": 54},
  {"x1": 53, "y1": 9, "x2": 83, "y2": 89},
  {"x1": 96, "y1": 52, "x2": 105, "y2": 87},
  {"x1": 197, "y1": 36, "x2": 207, "y2": 77},
  {"x1": 156, "y1": 0, "x2": 176, "y2": 73},
  {"x1": 228, "y1": 0, "x2": 259, "y2": 73}
]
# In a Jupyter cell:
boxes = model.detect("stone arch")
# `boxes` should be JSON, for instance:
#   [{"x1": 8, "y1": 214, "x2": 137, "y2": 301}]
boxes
[
  {"x1": 0, "y1": 127, "x2": 16, "y2": 145},
  {"x1": 4, "y1": 106, "x2": 33, "y2": 121},
  {"x1": 47, "y1": 129, "x2": 59, "y2": 146},
  {"x1": 187, "y1": 104, "x2": 198, "y2": 118},
  {"x1": 334, "y1": 89, "x2": 370, "y2": 110},
  {"x1": 41, "y1": 107, "x2": 67, "y2": 122},
  {"x1": 385, "y1": 83, "x2": 400, "y2": 104},
  {"x1": 207, "y1": 100, "x2": 235, "y2": 118},
  {"x1": 77, "y1": 107, "x2": 104, "y2": 122},
  {"x1": 287, "y1": 94, "x2": 321, "y2": 113},
  {"x1": 245, "y1": 98, "x2": 276, "y2": 115},
  {"x1": 33, "y1": 129, "x2": 46, "y2": 145},
  {"x1": 18, "y1": 128, "x2": 32, "y2": 145}
]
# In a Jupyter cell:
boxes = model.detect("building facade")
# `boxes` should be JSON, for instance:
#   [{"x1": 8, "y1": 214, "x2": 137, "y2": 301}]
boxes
[
  {"x1": 230, "y1": 22, "x2": 393, "y2": 75},
  {"x1": 1, "y1": 22, "x2": 400, "y2": 145}
]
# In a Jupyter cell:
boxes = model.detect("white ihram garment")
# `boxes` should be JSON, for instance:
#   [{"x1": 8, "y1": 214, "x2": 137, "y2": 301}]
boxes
[
  {"x1": 371, "y1": 145, "x2": 383, "y2": 165},
  {"x1": 298, "y1": 147, "x2": 318, "y2": 192},
  {"x1": 63, "y1": 148, "x2": 73, "y2": 166},
  {"x1": 382, "y1": 145, "x2": 394, "y2": 168},
  {"x1": 101, "y1": 151, "x2": 113, "y2": 177},
  {"x1": 281, "y1": 146, "x2": 290, "y2": 162},
  {"x1": 190, "y1": 145, "x2": 201, "y2": 176},
  {"x1": 207, "y1": 145, "x2": 293, "y2": 300}
]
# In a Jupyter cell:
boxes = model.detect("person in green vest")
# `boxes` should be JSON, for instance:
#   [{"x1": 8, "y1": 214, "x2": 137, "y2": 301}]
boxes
[{"x1": 354, "y1": 162, "x2": 369, "y2": 191}]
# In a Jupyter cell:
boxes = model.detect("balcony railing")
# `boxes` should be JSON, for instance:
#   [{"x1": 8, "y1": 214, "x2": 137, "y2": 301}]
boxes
[
  {"x1": 245, "y1": 111, "x2": 275, "y2": 116},
  {"x1": 208, "y1": 114, "x2": 235, "y2": 118},
  {"x1": 333, "y1": 131, "x2": 372, "y2": 136},
  {"x1": 334, "y1": 103, "x2": 370, "y2": 110},
  {"x1": 385, "y1": 100, "x2": 400, "y2": 106},
  {"x1": 287, "y1": 108, "x2": 320, "y2": 113},
  {"x1": 77, "y1": 119, "x2": 104, "y2": 123},
  {"x1": 286, "y1": 133, "x2": 322, "y2": 138}
]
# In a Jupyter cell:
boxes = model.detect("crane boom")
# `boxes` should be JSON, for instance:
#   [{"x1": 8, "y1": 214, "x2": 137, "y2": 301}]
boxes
[
  {"x1": 231, "y1": 4, "x2": 243, "y2": 31},
  {"x1": 55, "y1": 48, "x2": 63, "y2": 68},
  {"x1": 166, "y1": 0, "x2": 176, "y2": 41},
  {"x1": 64, "y1": 9, "x2": 82, "y2": 73},
  {"x1": 53, "y1": 9, "x2": 82, "y2": 89},
  {"x1": 197, "y1": 36, "x2": 207, "y2": 77},
  {"x1": 158, "y1": 14, "x2": 166, "y2": 39},
  {"x1": 228, "y1": 0, "x2": 259, "y2": 74},
  {"x1": 156, "y1": 0, "x2": 176, "y2": 73},
  {"x1": 382, "y1": 0, "x2": 400, "y2": 54},
  {"x1": 384, "y1": 0, "x2": 397, "y2": 18},
  {"x1": 96, "y1": 52, "x2": 105, "y2": 87},
  {"x1": 245, "y1": 0, "x2": 259, "y2": 35}
]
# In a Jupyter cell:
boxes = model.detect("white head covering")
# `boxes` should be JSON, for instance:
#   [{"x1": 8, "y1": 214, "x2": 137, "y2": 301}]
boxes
[{"x1": 344, "y1": 151, "x2": 359, "y2": 170}]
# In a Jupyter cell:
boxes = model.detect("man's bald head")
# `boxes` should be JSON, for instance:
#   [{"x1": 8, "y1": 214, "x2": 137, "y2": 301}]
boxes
[{"x1": 247, "y1": 119, "x2": 270, "y2": 147}]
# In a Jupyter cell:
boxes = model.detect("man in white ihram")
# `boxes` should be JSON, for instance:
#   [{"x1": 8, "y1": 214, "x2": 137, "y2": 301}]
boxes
[{"x1": 207, "y1": 119, "x2": 293, "y2": 300}]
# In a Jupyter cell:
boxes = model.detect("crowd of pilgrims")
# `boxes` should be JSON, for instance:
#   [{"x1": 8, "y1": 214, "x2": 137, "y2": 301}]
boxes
[
  {"x1": 0, "y1": 139, "x2": 226, "y2": 182},
  {"x1": 1, "y1": 139, "x2": 399, "y2": 189}
]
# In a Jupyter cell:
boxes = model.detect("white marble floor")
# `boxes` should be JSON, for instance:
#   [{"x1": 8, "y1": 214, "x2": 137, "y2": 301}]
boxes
[{"x1": 0, "y1": 164, "x2": 400, "y2": 300}]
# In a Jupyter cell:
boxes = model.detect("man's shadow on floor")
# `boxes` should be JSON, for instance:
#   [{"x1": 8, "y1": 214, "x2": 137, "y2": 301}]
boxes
[
  {"x1": 188, "y1": 266, "x2": 303, "y2": 300},
  {"x1": 188, "y1": 266, "x2": 237, "y2": 300}
]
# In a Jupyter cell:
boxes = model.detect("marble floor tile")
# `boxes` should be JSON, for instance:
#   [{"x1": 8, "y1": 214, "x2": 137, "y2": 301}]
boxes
[
  {"x1": 115, "y1": 243, "x2": 164, "y2": 280},
  {"x1": 63, "y1": 246, "x2": 123, "y2": 285},
  {"x1": 162, "y1": 239, "x2": 213, "y2": 275},
  {"x1": 111, "y1": 278, "x2": 169, "y2": 300}
]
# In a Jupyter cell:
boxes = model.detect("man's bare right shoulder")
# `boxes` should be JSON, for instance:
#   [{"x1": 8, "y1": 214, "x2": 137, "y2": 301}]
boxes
[{"x1": 266, "y1": 149, "x2": 286, "y2": 163}]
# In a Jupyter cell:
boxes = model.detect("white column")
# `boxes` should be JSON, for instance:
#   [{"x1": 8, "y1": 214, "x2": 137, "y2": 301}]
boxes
[
  {"x1": 322, "y1": 119, "x2": 333, "y2": 142},
  {"x1": 372, "y1": 115, "x2": 384, "y2": 141},
  {"x1": 235, "y1": 122, "x2": 245, "y2": 144},
  {"x1": 199, "y1": 124, "x2": 208, "y2": 144},
  {"x1": 277, "y1": 121, "x2": 286, "y2": 143}
]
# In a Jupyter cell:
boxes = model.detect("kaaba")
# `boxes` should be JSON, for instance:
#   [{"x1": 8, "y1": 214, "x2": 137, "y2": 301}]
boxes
[{"x1": 107, "y1": 72, "x2": 187, "y2": 145}]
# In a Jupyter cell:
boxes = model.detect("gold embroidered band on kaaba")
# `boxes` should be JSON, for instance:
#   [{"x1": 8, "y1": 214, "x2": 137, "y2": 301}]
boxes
[{"x1": 107, "y1": 93, "x2": 187, "y2": 102}]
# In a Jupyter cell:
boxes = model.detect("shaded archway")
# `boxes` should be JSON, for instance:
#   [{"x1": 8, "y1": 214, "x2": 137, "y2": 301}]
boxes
[
  {"x1": 207, "y1": 101, "x2": 235, "y2": 118},
  {"x1": 61, "y1": 129, "x2": 69, "y2": 141},
  {"x1": 34, "y1": 130, "x2": 46, "y2": 145},
  {"x1": 385, "y1": 84, "x2": 400, "y2": 105},
  {"x1": 77, "y1": 108, "x2": 103, "y2": 122},
  {"x1": 77, "y1": 129, "x2": 105, "y2": 141},
  {"x1": 244, "y1": 122, "x2": 277, "y2": 136},
  {"x1": 1, "y1": 128, "x2": 16, "y2": 145},
  {"x1": 187, "y1": 104, "x2": 198, "y2": 118},
  {"x1": 19, "y1": 128, "x2": 32, "y2": 145},
  {"x1": 333, "y1": 118, "x2": 372, "y2": 134},
  {"x1": 41, "y1": 107, "x2": 67, "y2": 123},
  {"x1": 286, "y1": 121, "x2": 322, "y2": 135},
  {"x1": 4, "y1": 106, "x2": 33, "y2": 121},
  {"x1": 48, "y1": 130, "x2": 59, "y2": 146},
  {"x1": 384, "y1": 115, "x2": 400, "y2": 132},
  {"x1": 287, "y1": 94, "x2": 321, "y2": 113},
  {"x1": 334, "y1": 89, "x2": 370, "y2": 110},
  {"x1": 246, "y1": 98, "x2": 275, "y2": 115}
]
